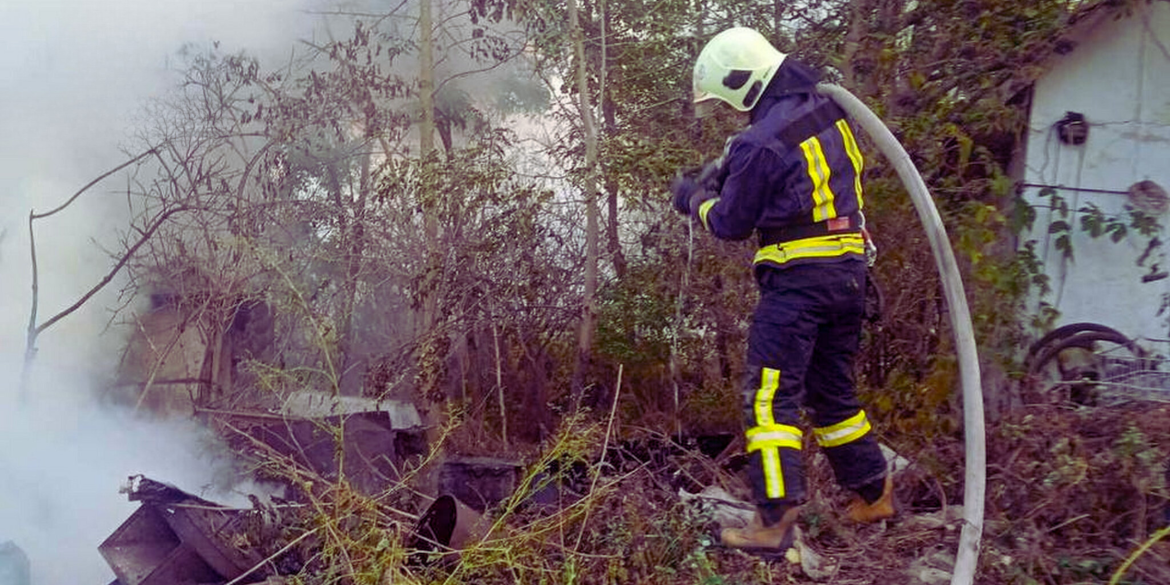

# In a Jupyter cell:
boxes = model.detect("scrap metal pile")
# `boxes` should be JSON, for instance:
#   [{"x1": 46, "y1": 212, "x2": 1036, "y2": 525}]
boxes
[
  {"x1": 94, "y1": 393, "x2": 531, "y2": 585},
  {"x1": 100, "y1": 476, "x2": 283, "y2": 585}
]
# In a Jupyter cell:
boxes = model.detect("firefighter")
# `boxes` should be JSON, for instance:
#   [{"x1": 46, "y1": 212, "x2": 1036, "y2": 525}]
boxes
[{"x1": 671, "y1": 27, "x2": 895, "y2": 554}]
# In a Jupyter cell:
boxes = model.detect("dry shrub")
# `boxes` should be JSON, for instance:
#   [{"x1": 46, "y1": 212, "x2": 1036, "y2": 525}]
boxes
[
  {"x1": 236, "y1": 412, "x2": 759, "y2": 585},
  {"x1": 981, "y1": 404, "x2": 1170, "y2": 584},
  {"x1": 218, "y1": 397, "x2": 1170, "y2": 585}
]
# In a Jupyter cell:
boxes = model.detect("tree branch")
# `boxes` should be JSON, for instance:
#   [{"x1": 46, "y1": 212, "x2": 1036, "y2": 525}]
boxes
[
  {"x1": 31, "y1": 149, "x2": 157, "y2": 220},
  {"x1": 32, "y1": 204, "x2": 200, "y2": 337}
]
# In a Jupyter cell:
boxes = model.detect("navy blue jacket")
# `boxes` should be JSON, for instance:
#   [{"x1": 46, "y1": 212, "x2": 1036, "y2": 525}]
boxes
[{"x1": 694, "y1": 59, "x2": 867, "y2": 269}]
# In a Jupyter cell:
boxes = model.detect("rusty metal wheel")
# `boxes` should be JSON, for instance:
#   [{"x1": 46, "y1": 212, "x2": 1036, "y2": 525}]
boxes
[{"x1": 1024, "y1": 325, "x2": 1145, "y2": 406}]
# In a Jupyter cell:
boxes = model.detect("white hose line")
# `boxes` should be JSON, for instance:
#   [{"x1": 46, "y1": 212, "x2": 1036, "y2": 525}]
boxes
[{"x1": 817, "y1": 83, "x2": 986, "y2": 585}]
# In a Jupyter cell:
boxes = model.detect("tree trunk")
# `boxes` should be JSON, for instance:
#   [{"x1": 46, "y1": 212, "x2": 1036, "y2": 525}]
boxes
[
  {"x1": 419, "y1": 0, "x2": 438, "y2": 337},
  {"x1": 337, "y1": 151, "x2": 369, "y2": 395},
  {"x1": 599, "y1": 0, "x2": 624, "y2": 280},
  {"x1": 417, "y1": 0, "x2": 448, "y2": 407},
  {"x1": 415, "y1": 0, "x2": 447, "y2": 499},
  {"x1": 569, "y1": 0, "x2": 601, "y2": 402},
  {"x1": 602, "y1": 95, "x2": 626, "y2": 279}
]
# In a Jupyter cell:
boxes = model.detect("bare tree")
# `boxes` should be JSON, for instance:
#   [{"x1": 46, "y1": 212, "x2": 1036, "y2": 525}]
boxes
[{"x1": 20, "y1": 149, "x2": 165, "y2": 401}]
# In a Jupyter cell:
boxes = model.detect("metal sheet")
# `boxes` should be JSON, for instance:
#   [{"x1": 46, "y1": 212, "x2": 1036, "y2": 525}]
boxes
[{"x1": 99, "y1": 477, "x2": 265, "y2": 585}]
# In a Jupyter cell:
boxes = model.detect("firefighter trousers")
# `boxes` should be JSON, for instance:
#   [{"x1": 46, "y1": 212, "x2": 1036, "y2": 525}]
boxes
[{"x1": 742, "y1": 259, "x2": 887, "y2": 525}]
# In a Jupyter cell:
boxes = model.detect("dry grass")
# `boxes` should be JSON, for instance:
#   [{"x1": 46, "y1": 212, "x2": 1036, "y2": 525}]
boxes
[{"x1": 214, "y1": 401, "x2": 1170, "y2": 585}]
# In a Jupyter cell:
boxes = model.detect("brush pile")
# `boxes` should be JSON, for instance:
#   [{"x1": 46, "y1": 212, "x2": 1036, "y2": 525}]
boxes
[{"x1": 104, "y1": 401, "x2": 1170, "y2": 585}]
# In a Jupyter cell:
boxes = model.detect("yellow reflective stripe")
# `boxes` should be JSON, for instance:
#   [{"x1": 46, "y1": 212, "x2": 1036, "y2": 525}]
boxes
[
  {"x1": 698, "y1": 197, "x2": 719, "y2": 231},
  {"x1": 746, "y1": 423, "x2": 802, "y2": 500},
  {"x1": 799, "y1": 137, "x2": 837, "y2": 222},
  {"x1": 746, "y1": 424, "x2": 804, "y2": 451},
  {"x1": 753, "y1": 233, "x2": 866, "y2": 266},
  {"x1": 753, "y1": 367, "x2": 780, "y2": 427},
  {"x1": 813, "y1": 410, "x2": 872, "y2": 447},
  {"x1": 760, "y1": 448, "x2": 784, "y2": 498},
  {"x1": 836, "y1": 119, "x2": 865, "y2": 211}
]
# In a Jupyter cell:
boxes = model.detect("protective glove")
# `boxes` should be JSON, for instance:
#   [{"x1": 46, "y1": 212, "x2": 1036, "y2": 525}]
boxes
[
  {"x1": 696, "y1": 158, "x2": 728, "y2": 193},
  {"x1": 670, "y1": 173, "x2": 702, "y2": 215}
]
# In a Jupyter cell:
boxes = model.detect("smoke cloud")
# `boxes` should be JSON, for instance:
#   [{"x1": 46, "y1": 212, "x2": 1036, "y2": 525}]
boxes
[
  {"x1": 0, "y1": 366, "x2": 258, "y2": 585},
  {"x1": 0, "y1": 2, "x2": 322, "y2": 583}
]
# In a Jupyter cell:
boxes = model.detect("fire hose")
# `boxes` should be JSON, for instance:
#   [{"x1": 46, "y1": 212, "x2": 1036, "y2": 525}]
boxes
[{"x1": 817, "y1": 83, "x2": 985, "y2": 585}]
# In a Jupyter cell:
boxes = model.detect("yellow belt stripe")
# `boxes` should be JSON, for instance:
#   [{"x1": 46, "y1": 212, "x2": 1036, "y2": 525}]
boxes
[
  {"x1": 813, "y1": 410, "x2": 872, "y2": 448},
  {"x1": 836, "y1": 119, "x2": 865, "y2": 211},
  {"x1": 799, "y1": 137, "x2": 837, "y2": 222},
  {"x1": 754, "y1": 234, "x2": 866, "y2": 266}
]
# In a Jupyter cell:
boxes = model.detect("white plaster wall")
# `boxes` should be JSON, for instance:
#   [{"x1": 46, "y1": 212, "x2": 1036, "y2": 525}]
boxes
[{"x1": 1021, "y1": 2, "x2": 1170, "y2": 341}]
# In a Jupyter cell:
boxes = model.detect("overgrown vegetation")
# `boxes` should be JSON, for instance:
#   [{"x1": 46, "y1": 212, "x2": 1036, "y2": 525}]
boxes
[{"x1": 196, "y1": 401, "x2": 1170, "y2": 584}]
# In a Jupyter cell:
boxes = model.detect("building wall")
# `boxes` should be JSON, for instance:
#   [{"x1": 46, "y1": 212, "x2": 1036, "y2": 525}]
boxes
[
  {"x1": 115, "y1": 304, "x2": 208, "y2": 416},
  {"x1": 115, "y1": 298, "x2": 274, "y2": 416},
  {"x1": 1021, "y1": 2, "x2": 1170, "y2": 341}
]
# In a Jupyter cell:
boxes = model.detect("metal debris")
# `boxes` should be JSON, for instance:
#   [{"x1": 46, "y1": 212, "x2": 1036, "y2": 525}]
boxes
[{"x1": 100, "y1": 476, "x2": 270, "y2": 585}]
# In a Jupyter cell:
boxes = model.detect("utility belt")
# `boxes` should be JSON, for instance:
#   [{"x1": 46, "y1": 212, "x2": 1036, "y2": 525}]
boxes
[
  {"x1": 757, "y1": 212, "x2": 863, "y2": 247},
  {"x1": 752, "y1": 215, "x2": 882, "y2": 321}
]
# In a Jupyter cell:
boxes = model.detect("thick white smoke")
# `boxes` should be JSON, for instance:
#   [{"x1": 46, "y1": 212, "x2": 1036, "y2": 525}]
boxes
[
  {"x1": 0, "y1": 2, "x2": 323, "y2": 583},
  {"x1": 0, "y1": 365, "x2": 258, "y2": 585}
]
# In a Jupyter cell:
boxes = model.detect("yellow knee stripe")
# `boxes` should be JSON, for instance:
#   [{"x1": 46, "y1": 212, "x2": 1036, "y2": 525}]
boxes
[
  {"x1": 813, "y1": 410, "x2": 872, "y2": 447},
  {"x1": 747, "y1": 424, "x2": 802, "y2": 499},
  {"x1": 746, "y1": 424, "x2": 804, "y2": 451}
]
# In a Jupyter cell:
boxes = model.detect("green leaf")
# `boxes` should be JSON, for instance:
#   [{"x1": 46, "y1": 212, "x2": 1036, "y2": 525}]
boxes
[
  {"x1": 1080, "y1": 214, "x2": 1103, "y2": 238},
  {"x1": 1055, "y1": 234, "x2": 1074, "y2": 261},
  {"x1": 1110, "y1": 226, "x2": 1127, "y2": 243},
  {"x1": 1011, "y1": 195, "x2": 1037, "y2": 233}
]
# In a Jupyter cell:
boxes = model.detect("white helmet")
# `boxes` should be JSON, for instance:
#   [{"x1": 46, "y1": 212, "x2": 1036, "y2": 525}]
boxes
[{"x1": 693, "y1": 27, "x2": 787, "y2": 112}]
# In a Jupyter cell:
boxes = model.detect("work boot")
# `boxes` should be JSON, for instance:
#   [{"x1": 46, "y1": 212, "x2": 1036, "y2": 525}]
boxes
[
  {"x1": 720, "y1": 506, "x2": 801, "y2": 558},
  {"x1": 846, "y1": 474, "x2": 896, "y2": 523}
]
